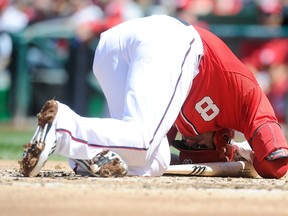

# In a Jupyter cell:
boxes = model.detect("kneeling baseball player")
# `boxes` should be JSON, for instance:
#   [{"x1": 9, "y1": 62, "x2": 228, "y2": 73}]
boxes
[{"x1": 19, "y1": 15, "x2": 288, "y2": 178}]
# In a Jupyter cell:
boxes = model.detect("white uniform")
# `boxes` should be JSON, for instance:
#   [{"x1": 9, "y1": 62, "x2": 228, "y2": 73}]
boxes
[{"x1": 53, "y1": 15, "x2": 204, "y2": 176}]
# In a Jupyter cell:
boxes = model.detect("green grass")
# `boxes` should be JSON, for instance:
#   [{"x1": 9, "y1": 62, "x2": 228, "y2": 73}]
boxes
[
  {"x1": 0, "y1": 128, "x2": 32, "y2": 160},
  {"x1": 0, "y1": 124, "x2": 65, "y2": 161}
]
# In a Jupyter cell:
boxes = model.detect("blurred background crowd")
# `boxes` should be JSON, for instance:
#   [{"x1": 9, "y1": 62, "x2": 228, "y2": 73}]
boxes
[{"x1": 0, "y1": 0, "x2": 287, "y2": 133}]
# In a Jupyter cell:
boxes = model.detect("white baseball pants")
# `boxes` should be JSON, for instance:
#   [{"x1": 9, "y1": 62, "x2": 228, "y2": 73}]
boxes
[{"x1": 53, "y1": 15, "x2": 203, "y2": 176}]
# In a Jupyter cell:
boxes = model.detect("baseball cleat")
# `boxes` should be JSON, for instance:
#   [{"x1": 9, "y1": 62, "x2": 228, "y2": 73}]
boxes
[
  {"x1": 71, "y1": 150, "x2": 128, "y2": 177},
  {"x1": 19, "y1": 100, "x2": 58, "y2": 177}
]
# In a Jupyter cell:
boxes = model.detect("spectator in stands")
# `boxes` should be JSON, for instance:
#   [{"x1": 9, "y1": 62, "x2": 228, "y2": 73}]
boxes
[
  {"x1": 0, "y1": 0, "x2": 29, "y2": 119},
  {"x1": 0, "y1": 0, "x2": 28, "y2": 32},
  {"x1": 74, "y1": 0, "x2": 144, "y2": 42},
  {"x1": 174, "y1": 0, "x2": 211, "y2": 28}
]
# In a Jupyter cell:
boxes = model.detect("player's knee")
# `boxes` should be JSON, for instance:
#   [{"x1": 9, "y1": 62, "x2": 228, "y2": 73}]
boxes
[{"x1": 253, "y1": 157, "x2": 288, "y2": 179}]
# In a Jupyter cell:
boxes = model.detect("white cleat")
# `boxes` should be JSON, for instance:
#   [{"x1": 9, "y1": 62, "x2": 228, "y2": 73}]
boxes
[
  {"x1": 71, "y1": 150, "x2": 128, "y2": 177},
  {"x1": 19, "y1": 100, "x2": 58, "y2": 177}
]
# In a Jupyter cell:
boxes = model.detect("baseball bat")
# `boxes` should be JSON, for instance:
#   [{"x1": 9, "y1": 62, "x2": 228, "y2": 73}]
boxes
[{"x1": 164, "y1": 161, "x2": 258, "y2": 178}]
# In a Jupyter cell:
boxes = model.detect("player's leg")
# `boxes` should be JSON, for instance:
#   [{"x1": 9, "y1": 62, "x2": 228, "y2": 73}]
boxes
[
  {"x1": 58, "y1": 40, "x2": 199, "y2": 176},
  {"x1": 79, "y1": 17, "x2": 204, "y2": 176},
  {"x1": 19, "y1": 99, "x2": 129, "y2": 177}
]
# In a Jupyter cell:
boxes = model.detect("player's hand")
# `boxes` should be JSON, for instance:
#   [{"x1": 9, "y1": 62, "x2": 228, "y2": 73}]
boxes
[
  {"x1": 172, "y1": 128, "x2": 236, "y2": 164},
  {"x1": 230, "y1": 140, "x2": 255, "y2": 163}
]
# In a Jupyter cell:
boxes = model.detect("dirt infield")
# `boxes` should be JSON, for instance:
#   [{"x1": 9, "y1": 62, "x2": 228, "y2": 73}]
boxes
[{"x1": 0, "y1": 160, "x2": 288, "y2": 216}]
